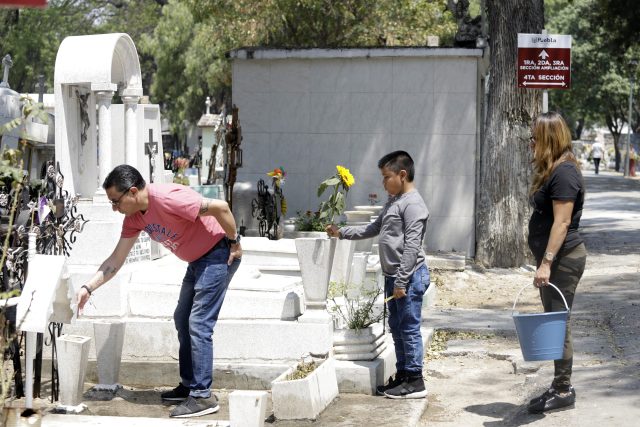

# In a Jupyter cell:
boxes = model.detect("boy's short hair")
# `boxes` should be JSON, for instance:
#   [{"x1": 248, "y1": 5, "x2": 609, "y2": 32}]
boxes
[
  {"x1": 103, "y1": 164, "x2": 146, "y2": 192},
  {"x1": 378, "y1": 151, "x2": 415, "y2": 181}
]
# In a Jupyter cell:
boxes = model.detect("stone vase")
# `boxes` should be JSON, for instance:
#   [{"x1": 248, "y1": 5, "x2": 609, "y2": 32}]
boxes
[
  {"x1": 344, "y1": 210, "x2": 373, "y2": 224},
  {"x1": 295, "y1": 237, "x2": 336, "y2": 322},
  {"x1": 333, "y1": 323, "x2": 386, "y2": 361},
  {"x1": 271, "y1": 358, "x2": 338, "y2": 420}
]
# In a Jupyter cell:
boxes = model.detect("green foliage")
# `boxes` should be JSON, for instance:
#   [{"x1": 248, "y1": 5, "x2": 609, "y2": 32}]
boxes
[
  {"x1": 328, "y1": 280, "x2": 384, "y2": 330},
  {"x1": 293, "y1": 210, "x2": 326, "y2": 232},
  {"x1": 317, "y1": 166, "x2": 353, "y2": 223}
]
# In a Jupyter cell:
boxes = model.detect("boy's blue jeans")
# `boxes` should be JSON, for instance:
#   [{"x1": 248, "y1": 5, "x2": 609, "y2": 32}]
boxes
[
  {"x1": 384, "y1": 264, "x2": 429, "y2": 374},
  {"x1": 174, "y1": 239, "x2": 240, "y2": 398}
]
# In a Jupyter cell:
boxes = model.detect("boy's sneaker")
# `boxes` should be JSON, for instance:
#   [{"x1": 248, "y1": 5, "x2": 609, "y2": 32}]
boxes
[
  {"x1": 376, "y1": 371, "x2": 407, "y2": 396},
  {"x1": 161, "y1": 383, "x2": 190, "y2": 401},
  {"x1": 384, "y1": 375, "x2": 428, "y2": 399},
  {"x1": 170, "y1": 395, "x2": 220, "y2": 418}
]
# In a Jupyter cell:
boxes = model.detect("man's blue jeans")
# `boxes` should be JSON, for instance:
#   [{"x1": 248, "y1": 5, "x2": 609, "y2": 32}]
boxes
[
  {"x1": 384, "y1": 264, "x2": 429, "y2": 374},
  {"x1": 174, "y1": 239, "x2": 240, "y2": 398}
]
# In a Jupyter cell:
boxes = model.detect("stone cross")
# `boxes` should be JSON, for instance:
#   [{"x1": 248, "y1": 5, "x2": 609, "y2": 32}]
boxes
[
  {"x1": 37, "y1": 75, "x2": 45, "y2": 103},
  {"x1": 1, "y1": 54, "x2": 13, "y2": 88},
  {"x1": 145, "y1": 129, "x2": 158, "y2": 183}
]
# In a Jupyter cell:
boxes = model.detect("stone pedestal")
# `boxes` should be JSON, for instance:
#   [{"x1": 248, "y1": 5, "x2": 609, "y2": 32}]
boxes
[
  {"x1": 333, "y1": 323, "x2": 386, "y2": 361},
  {"x1": 57, "y1": 335, "x2": 91, "y2": 408},
  {"x1": 229, "y1": 390, "x2": 268, "y2": 427},
  {"x1": 93, "y1": 321, "x2": 126, "y2": 390}
]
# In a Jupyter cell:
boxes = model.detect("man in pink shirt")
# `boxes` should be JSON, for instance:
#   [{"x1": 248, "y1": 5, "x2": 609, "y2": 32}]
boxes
[{"x1": 76, "y1": 164, "x2": 242, "y2": 418}]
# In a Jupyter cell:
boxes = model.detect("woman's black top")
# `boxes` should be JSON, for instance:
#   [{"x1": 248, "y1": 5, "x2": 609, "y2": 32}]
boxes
[{"x1": 528, "y1": 161, "x2": 585, "y2": 261}]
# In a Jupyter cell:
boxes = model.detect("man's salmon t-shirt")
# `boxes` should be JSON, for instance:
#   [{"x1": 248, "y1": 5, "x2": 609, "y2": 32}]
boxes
[{"x1": 121, "y1": 184, "x2": 225, "y2": 262}]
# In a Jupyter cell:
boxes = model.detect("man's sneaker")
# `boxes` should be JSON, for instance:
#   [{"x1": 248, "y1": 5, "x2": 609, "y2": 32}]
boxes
[
  {"x1": 170, "y1": 395, "x2": 220, "y2": 418},
  {"x1": 376, "y1": 371, "x2": 407, "y2": 396},
  {"x1": 161, "y1": 383, "x2": 190, "y2": 401},
  {"x1": 528, "y1": 386, "x2": 576, "y2": 413},
  {"x1": 384, "y1": 375, "x2": 428, "y2": 399}
]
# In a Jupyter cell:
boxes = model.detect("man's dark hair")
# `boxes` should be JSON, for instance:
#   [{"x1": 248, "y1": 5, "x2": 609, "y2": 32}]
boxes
[
  {"x1": 103, "y1": 164, "x2": 146, "y2": 192},
  {"x1": 378, "y1": 150, "x2": 415, "y2": 181}
]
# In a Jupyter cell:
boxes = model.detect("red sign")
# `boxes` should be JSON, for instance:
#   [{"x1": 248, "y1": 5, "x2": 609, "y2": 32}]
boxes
[
  {"x1": 0, "y1": 0, "x2": 47, "y2": 8},
  {"x1": 517, "y1": 33, "x2": 572, "y2": 90}
]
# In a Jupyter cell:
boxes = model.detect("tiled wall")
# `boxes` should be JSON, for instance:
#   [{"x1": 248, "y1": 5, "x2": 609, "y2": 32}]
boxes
[{"x1": 232, "y1": 52, "x2": 480, "y2": 256}]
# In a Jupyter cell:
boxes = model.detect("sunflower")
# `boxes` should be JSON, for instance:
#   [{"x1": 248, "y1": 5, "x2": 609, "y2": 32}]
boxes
[{"x1": 336, "y1": 165, "x2": 354, "y2": 188}]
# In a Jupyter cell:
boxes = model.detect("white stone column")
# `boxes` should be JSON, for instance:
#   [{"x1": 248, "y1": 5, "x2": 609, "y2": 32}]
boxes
[
  {"x1": 123, "y1": 95, "x2": 140, "y2": 166},
  {"x1": 95, "y1": 90, "x2": 114, "y2": 197}
]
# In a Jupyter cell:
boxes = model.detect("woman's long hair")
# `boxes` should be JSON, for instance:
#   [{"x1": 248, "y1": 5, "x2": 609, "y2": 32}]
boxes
[{"x1": 529, "y1": 112, "x2": 579, "y2": 195}]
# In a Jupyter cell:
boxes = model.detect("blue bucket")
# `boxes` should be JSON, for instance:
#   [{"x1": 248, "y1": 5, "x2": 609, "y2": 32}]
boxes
[{"x1": 512, "y1": 283, "x2": 569, "y2": 361}]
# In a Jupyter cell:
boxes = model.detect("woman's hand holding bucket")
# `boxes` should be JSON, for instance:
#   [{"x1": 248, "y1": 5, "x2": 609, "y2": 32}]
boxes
[{"x1": 533, "y1": 260, "x2": 552, "y2": 288}]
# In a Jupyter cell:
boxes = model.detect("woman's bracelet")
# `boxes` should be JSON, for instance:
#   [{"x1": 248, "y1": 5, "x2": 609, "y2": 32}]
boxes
[{"x1": 81, "y1": 285, "x2": 93, "y2": 296}]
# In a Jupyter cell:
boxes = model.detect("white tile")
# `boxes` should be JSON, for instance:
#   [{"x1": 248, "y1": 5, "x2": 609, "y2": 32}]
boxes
[
  {"x1": 270, "y1": 133, "x2": 311, "y2": 174},
  {"x1": 392, "y1": 93, "x2": 435, "y2": 133},
  {"x1": 233, "y1": 61, "x2": 271, "y2": 93},
  {"x1": 350, "y1": 93, "x2": 392, "y2": 132},
  {"x1": 390, "y1": 133, "x2": 432, "y2": 172},
  {"x1": 270, "y1": 60, "x2": 310, "y2": 93},
  {"x1": 392, "y1": 58, "x2": 435, "y2": 93},
  {"x1": 346, "y1": 58, "x2": 393, "y2": 93},
  {"x1": 428, "y1": 174, "x2": 476, "y2": 218},
  {"x1": 426, "y1": 134, "x2": 476, "y2": 176},
  {"x1": 308, "y1": 133, "x2": 353, "y2": 167},
  {"x1": 269, "y1": 92, "x2": 310, "y2": 132},
  {"x1": 310, "y1": 59, "x2": 350, "y2": 92},
  {"x1": 239, "y1": 133, "x2": 272, "y2": 174},
  {"x1": 426, "y1": 215, "x2": 475, "y2": 256},
  {"x1": 433, "y1": 92, "x2": 477, "y2": 135},
  {"x1": 434, "y1": 58, "x2": 477, "y2": 93},
  {"x1": 234, "y1": 91, "x2": 270, "y2": 133},
  {"x1": 310, "y1": 92, "x2": 351, "y2": 132},
  {"x1": 349, "y1": 133, "x2": 390, "y2": 174}
]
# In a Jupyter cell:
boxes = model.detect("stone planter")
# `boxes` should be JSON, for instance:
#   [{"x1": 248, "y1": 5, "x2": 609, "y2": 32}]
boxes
[
  {"x1": 333, "y1": 323, "x2": 386, "y2": 361},
  {"x1": 295, "y1": 237, "x2": 336, "y2": 323},
  {"x1": 353, "y1": 205, "x2": 383, "y2": 216},
  {"x1": 344, "y1": 210, "x2": 373, "y2": 224},
  {"x1": 271, "y1": 358, "x2": 339, "y2": 420},
  {"x1": 284, "y1": 230, "x2": 327, "y2": 239}
]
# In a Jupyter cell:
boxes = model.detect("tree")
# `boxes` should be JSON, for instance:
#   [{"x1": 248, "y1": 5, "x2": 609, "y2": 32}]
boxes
[
  {"x1": 547, "y1": 0, "x2": 640, "y2": 170},
  {"x1": 475, "y1": 0, "x2": 544, "y2": 267},
  {"x1": 0, "y1": 0, "x2": 164, "y2": 96}
]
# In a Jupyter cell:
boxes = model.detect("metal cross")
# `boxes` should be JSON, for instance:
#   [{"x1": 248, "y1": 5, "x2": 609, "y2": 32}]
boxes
[{"x1": 145, "y1": 129, "x2": 158, "y2": 183}]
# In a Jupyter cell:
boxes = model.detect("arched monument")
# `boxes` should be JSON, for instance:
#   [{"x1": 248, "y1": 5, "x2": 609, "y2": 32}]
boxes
[{"x1": 54, "y1": 33, "x2": 164, "y2": 200}]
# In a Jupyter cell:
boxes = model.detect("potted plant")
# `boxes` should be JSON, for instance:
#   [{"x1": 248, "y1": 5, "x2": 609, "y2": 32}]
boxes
[
  {"x1": 329, "y1": 278, "x2": 387, "y2": 361},
  {"x1": 271, "y1": 355, "x2": 339, "y2": 420}
]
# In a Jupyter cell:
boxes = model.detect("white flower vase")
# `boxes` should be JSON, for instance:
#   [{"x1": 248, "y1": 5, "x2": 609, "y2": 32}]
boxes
[{"x1": 295, "y1": 237, "x2": 336, "y2": 323}]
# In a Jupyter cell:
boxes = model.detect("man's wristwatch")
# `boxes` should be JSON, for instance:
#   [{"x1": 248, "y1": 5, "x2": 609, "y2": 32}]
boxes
[
  {"x1": 543, "y1": 251, "x2": 555, "y2": 262},
  {"x1": 228, "y1": 234, "x2": 241, "y2": 245}
]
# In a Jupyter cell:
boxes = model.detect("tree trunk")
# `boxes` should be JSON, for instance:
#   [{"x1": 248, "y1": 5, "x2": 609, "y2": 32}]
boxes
[{"x1": 476, "y1": 0, "x2": 544, "y2": 267}]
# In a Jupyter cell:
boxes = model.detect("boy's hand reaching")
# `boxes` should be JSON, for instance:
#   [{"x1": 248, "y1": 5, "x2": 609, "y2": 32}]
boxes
[
  {"x1": 325, "y1": 224, "x2": 339, "y2": 238},
  {"x1": 393, "y1": 287, "x2": 407, "y2": 300}
]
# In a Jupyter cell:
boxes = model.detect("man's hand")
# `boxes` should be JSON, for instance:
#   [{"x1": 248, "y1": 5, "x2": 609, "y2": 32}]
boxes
[
  {"x1": 325, "y1": 224, "x2": 339, "y2": 238},
  {"x1": 76, "y1": 286, "x2": 91, "y2": 314},
  {"x1": 228, "y1": 242, "x2": 242, "y2": 265}
]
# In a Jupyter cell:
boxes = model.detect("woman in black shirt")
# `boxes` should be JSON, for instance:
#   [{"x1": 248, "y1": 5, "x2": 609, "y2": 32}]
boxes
[{"x1": 527, "y1": 112, "x2": 587, "y2": 414}]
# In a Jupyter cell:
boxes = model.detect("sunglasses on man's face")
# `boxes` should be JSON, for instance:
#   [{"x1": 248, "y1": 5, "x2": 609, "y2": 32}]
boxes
[{"x1": 110, "y1": 186, "x2": 132, "y2": 206}]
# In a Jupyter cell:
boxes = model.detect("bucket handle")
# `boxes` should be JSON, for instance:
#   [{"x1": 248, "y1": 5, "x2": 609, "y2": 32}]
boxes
[{"x1": 512, "y1": 282, "x2": 569, "y2": 315}]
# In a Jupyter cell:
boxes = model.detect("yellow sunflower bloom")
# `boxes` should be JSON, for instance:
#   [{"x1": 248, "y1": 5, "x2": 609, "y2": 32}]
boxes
[{"x1": 336, "y1": 165, "x2": 355, "y2": 188}]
